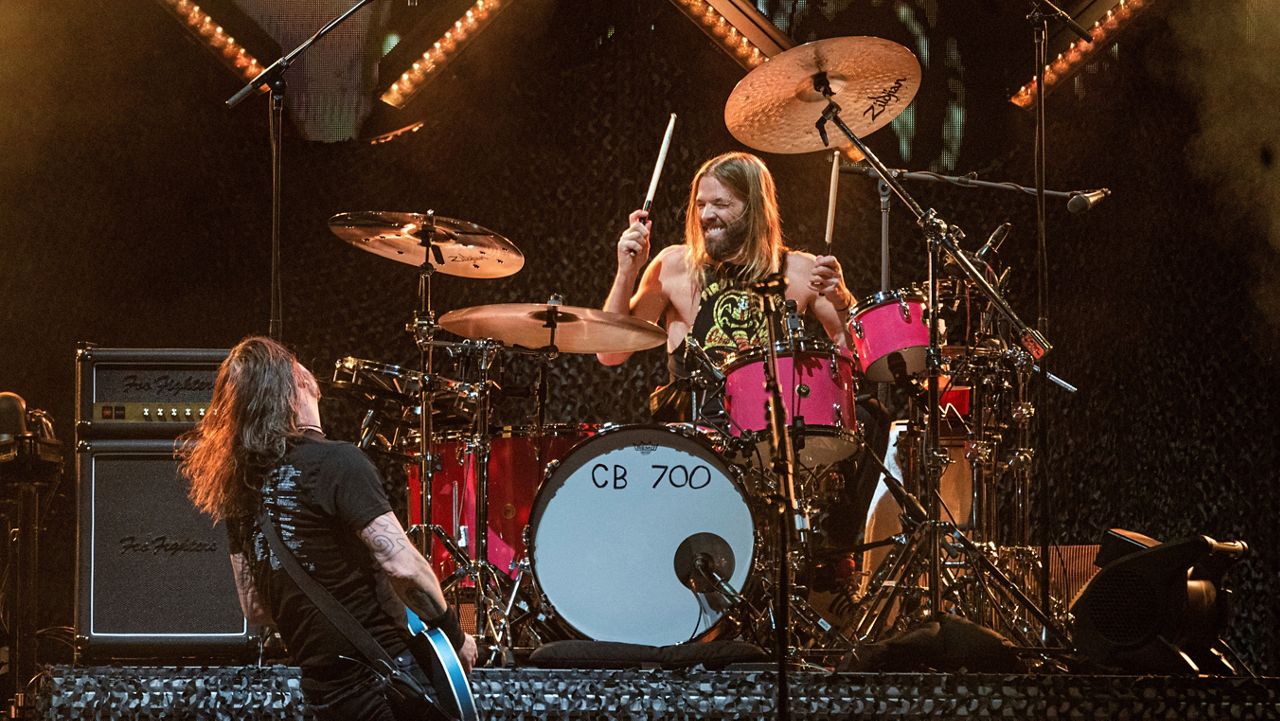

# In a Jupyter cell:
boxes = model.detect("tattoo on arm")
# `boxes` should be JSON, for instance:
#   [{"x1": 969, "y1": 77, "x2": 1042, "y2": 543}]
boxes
[{"x1": 359, "y1": 513, "x2": 409, "y2": 561}]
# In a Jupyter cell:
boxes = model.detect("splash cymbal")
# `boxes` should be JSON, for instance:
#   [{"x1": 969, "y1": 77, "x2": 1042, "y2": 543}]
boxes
[
  {"x1": 725, "y1": 36, "x2": 920, "y2": 155},
  {"x1": 329, "y1": 211, "x2": 524, "y2": 278}
]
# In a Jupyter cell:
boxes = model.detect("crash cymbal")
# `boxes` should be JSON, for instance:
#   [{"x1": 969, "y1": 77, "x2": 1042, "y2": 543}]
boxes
[
  {"x1": 328, "y1": 211, "x2": 524, "y2": 278},
  {"x1": 439, "y1": 303, "x2": 667, "y2": 354},
  {"x1": 725, "y1": 36, "x2": 920, "y2": 155}
]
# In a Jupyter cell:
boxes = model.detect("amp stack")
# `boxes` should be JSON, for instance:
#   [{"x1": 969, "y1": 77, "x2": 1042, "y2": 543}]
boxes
[{"x1": 73, "y1": 344, "x2": 254, "y2": 661}]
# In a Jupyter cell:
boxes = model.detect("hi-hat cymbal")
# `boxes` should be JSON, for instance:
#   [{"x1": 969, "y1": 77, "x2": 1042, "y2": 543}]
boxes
[
  {"x1": 328, "y1": 211, "x2": 524, "y2": 279},
  {"x1": 439, "y1": 303, "x2": 667, "y2": 354},
  {"x1": 725, "y1": 36, "x2": 921, "y2": 155}
]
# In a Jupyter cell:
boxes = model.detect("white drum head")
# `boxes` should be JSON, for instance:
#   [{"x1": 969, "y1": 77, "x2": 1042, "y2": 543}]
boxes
[{"x1": 528, "y1": 426, "x2": 756, "y2": 646}]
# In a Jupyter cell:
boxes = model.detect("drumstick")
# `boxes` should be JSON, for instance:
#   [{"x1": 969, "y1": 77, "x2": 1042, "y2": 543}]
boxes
[
  {"x1": 643, "y1": 113, "x2": 677, "y2": 213},
  {"x1": 824, "y1": 150, "x2": 839, "y2": 252},
  {"x1": 626, "y1": 113, "x2": 676, "y2": 257}
]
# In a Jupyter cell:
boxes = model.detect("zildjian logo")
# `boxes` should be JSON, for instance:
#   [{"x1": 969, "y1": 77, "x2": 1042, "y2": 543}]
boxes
[{"x1": 864, "y1": 78, "x2": 908, "y2": 121}]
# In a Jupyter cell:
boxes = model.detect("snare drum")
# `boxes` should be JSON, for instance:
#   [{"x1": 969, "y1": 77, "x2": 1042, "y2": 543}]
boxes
[
  {"x1": 722, "y1": 340, "x2": 860, "y2": 468},
  {"x1": 528, "y1": 425, "x2": 756, "y2": 646},
  {"x1": 408, "y1": 423, "x2": 594, "y2": 580},
  {"x1": 849, "y1": 290, "x2": 928, "y2": 382}
]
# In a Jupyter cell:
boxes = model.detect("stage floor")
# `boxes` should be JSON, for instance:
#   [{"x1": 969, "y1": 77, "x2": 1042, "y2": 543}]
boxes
[{"x1": 34, "y1": 663, "x2": 1280, "y2": 720}]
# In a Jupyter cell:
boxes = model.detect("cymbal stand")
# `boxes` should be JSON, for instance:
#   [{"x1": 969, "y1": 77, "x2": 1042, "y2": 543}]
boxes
[
  {"x1": 404, "y1": 219, "x2": 488, "y2": 586},
  {"x1": 407, "y1": 212, "x2": 444, "y2": 562},
  {"x1": 811, "y1": 73, "x2": 1068, "y2": 647}
]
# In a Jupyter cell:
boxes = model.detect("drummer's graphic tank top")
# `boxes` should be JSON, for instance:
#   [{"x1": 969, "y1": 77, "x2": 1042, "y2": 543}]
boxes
[
  {"x1": 668, "y1": 255, "x2": 790, "y2": 380},
  {"x1": 655, "y1": 256, "x2": 794, "y2": 421},
  {"x1": 690, "y1": 267, "x2": 769, "y2": 361}
]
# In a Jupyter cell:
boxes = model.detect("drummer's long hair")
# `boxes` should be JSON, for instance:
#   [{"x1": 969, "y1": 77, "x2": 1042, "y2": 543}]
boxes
[
  {"x1": 684, "y1": 152, "x2": 785, "y2": 291},
  {"x1": 178, "y1": 336, "x2": 316, "y2": 523}
]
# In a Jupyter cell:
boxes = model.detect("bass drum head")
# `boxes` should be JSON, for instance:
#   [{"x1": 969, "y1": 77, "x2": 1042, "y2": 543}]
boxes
[{"x1": 528, "y1": 425, "x2": 756, "y2": 646}]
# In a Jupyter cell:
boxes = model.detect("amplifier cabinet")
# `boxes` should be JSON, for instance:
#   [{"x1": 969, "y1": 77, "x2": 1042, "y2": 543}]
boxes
[
  {"x1": 75, "y1": 345, "x2": 228, "y2": 440},
  {"x1": 75, "y1": 439, "x2": 254, "y2": 659}
]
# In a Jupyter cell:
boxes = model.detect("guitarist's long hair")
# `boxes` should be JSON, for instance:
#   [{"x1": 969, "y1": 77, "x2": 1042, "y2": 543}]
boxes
[{"x1": 178, "y1": 336, "x2": 316, "y2": 523}]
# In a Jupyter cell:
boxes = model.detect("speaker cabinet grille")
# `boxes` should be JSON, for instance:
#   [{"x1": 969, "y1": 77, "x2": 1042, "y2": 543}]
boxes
[{"x1": 76, "y1": 439, "x2": 252, "y2": 659}]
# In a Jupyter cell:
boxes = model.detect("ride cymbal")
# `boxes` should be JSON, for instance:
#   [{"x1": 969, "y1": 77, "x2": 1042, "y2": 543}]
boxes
[
  {"x1": 329, "y1": 211, "x2": 524, "y2": 278},
  {"x1": 725, "y1": 36, "x2": 921, "y2": 155},
  {"x1": 439, "y1": 303, "x2": 667, "y2": 354}
]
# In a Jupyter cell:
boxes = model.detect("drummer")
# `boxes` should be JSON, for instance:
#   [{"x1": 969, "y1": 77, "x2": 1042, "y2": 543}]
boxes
[
  {"x1": 598, "y1": 151, "x2": 856, "y2": 412},
  {"x1": 599, "y1": 149, "x2": 887, "y2": 598}
]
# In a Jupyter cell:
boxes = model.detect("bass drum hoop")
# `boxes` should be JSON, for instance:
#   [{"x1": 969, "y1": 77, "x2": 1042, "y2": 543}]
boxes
[{"x1": 526, "y1": 424, "x2": 757, "y2": 645}]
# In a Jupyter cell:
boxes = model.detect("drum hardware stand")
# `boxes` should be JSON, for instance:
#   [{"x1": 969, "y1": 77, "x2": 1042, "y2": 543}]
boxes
[
  {"x1": 405, "y1": 211, "x2": 450, "y2": 565},
  {"x1": 224, "y1": 0, "x2": 378, "y2": 340},
  {"x1": 812, "y1": 72, "x2": 1071, "y2": 649},
  {"x1": 437, "y1": 338, "x2": 524, "y2": 662},
  {"x1": 749, "y1": 272, "x2": 807, "y2": 721},
  {"x1": 402, "y1": 218, "x2": 515, "y2": 660}
]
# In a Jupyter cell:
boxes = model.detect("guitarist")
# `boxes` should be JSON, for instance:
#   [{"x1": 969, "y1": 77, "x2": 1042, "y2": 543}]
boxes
[{"x1": 179, "y1": 336, "x2": 478, "y2": 720}]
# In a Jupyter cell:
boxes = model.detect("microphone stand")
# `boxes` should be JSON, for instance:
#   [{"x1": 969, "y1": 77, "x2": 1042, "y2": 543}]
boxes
[
  {"x1": 224, "y1": 0, "x2": 379, "y2": 339},
  {"x1": 750, "y1": 273, "x2": 798, "y2": 721},
  {"x1": 1027, "y1": 0, "x2": 1093, "y2": 626},
  {"x1": 840, "y1": 164, "x2": 1103, "y2": 213}
]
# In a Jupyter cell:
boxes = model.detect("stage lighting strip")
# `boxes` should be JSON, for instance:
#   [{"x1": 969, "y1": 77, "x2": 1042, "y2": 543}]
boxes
[
  {"x1": 1009, "y1": 0, "x2": 1151, "y2": 109},
  {"x1": 380, "y1": 0, "x2": 509, "y2": 109},
  {"x1": 667, "y1": 0, "x2": 770, "y2": 70},
  {"x1": 155, "y1": 0, "x2": 266, "y2": 86}
]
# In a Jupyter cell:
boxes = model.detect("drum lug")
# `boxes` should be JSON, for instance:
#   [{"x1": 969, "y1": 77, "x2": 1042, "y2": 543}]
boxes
[
  {"x1": 851, "y1": 319, "x2": 864, "y2": 339},
  {"x1": 832, "y1": 403, "x2": 842, "y2": 427},
  {"x1": 899, "y1": 298, "x2": 912, "y2": 323}
]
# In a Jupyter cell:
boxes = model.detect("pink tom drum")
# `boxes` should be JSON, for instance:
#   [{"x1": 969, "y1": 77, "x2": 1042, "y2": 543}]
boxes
[
  {"x1": 850, "y1": 290, "x2": 928, "y2": 382},
  {"x1": 722, "y1": 340, "x2": 860, "y2": 468}
]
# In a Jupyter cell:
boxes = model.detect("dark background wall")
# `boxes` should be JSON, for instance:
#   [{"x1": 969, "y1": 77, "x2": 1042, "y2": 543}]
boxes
[{"x1": 2, "y1": 0, "x2": 1277, "y2": 672}]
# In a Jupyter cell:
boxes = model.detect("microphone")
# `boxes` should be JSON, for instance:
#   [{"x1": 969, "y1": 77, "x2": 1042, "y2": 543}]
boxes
[
  {"x1": 783, "y1": 299, "x2": 804, "y2": 338},
  {"x1": 684, "y1": 337, "x2": 724, "y2": 382},
  {"x1": 1067, "y1": 188, "x2": 1111, "y2": 214},
  {"x1": 975, "y1": 222, "x2": 1012, "y2": 261}
]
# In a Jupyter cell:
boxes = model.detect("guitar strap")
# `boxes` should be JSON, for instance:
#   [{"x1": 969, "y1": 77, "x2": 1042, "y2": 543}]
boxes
[{"x1": 256, "y1": 509, "x2": 436, "y2": 702}]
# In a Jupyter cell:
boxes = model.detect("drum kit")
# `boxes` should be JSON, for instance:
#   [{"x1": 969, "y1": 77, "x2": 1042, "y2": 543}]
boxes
[{"x1": 319, "y1": 35, "x2": 1073, "y2": 665}]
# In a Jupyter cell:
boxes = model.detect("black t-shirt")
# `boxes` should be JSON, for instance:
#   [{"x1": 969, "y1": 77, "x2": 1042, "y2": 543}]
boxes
[{"x1": 226, "y1": 431, "x2": 409, "y2": 679}]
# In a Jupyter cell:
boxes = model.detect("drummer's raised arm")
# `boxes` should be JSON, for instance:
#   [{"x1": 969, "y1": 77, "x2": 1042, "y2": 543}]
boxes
[{"x1": 600, "y1": 214, "x2": 671, "y2": 365}]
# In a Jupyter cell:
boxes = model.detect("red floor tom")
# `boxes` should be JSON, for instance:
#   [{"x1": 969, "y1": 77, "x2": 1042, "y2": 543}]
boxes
[{"x1": 408, "y1": 423, "x2": 594, "y2": 581}]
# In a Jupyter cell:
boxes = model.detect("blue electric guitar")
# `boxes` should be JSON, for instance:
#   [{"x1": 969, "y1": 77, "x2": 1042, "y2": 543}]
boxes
[{"x1": 406, "y1": 609, "x2": 479, "y2": 721}]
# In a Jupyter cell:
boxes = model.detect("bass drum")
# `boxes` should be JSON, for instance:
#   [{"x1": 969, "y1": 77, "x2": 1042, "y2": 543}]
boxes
[{"x1": 528, "y1": 425, "x2": 757, "y2": 646}]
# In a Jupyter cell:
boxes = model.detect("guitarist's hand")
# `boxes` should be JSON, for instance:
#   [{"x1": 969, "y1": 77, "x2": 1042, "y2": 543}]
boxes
[{"x1": 458, "y1": 634, "x2": 478, "y2": 674}]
